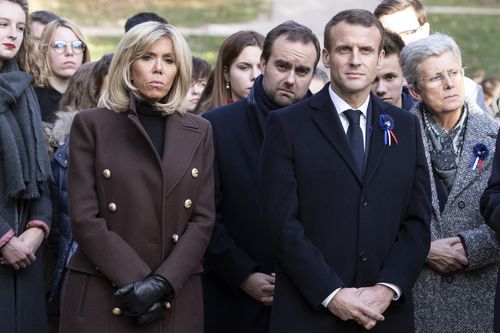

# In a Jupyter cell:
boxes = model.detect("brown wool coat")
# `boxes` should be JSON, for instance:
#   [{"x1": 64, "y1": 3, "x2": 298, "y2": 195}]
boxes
[{"x1": 59, "y1": 106, "x2": 215, "y2": 333}]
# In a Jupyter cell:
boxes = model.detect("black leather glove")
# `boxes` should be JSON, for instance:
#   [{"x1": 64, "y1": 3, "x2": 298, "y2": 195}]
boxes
[
  {"x1": 114, "y1": 275, "x2": 173, "y2": 317},
  {"x1": 137, "y1": 301, "x2": 165, "y2": 325}
]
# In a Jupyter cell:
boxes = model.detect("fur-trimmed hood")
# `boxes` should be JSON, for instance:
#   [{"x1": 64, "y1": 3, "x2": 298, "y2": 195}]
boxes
[{"x1": 43, "y1": 110, "x2": 78, "y2": 150}]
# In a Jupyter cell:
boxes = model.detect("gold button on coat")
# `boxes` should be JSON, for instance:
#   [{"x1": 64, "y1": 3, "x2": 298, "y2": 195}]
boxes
[
  {"x1": 171, "y1": 234, "x2": 179, "y2": 243},
  {"x1": 191, "y1": 168, "x2": 199, "y2": 178},
  {"x1": 164, "y1": 302, "x2": 172, "y2": 309},
  {"x1": 112, "y1": 307, "x2": 122, "y2": 316},
  {"x1": 108, "y1": 203, "x2": 117, "y2": 212},
  {"x1": 184, "y1": 199, "x2": 192, "y2": 209},
  {"x1": 102, "y1": 169, "x2": 111, "y2": 179}
]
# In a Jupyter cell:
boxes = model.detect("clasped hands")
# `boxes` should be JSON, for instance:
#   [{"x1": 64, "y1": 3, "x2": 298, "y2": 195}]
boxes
[
  {"x1": 328, "y1": 285, "x2": 394, "y2": 330},
  {"x1": 114, "y1": 275, "x2": 173, "y2": 325},
  {"x1": 0, "y1": 228, "x2": 44, "y2": 270}
]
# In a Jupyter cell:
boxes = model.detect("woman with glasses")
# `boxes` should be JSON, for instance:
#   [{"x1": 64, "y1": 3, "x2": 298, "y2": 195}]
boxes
[
  {"x1": 400, "y1": 33, "x2": 500, "y2": 332},
  {"x1": 35, "y1": 18, "x2": 90, "y2": 123},
  {"x1": 59, "y1": 22, "x2": 215, "y2": 333},
  {"x1": 0, "y1": 0, "x2": 52, "y2": 332}
]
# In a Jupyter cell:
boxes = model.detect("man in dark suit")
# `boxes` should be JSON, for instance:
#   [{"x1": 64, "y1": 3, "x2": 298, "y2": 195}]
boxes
[
  {"x1": 202, "y1": 21, "x2": 320, "y2": 333},
  {"x1": 260, "y1": 10, "x2": 432, "y2": 332}
]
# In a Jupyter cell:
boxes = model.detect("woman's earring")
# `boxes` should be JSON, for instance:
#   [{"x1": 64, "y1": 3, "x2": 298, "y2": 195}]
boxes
[{"x1": 225, "y1": 81, "x2": 230, "y2": 90}]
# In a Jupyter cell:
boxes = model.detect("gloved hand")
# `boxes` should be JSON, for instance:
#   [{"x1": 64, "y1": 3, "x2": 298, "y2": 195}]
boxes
[
  {"x1": 137, "y1": 301, "x2": 165, "y2": 325},
  {"x1": 114, "y1": 275, "x2": 173, "y2": 317}
]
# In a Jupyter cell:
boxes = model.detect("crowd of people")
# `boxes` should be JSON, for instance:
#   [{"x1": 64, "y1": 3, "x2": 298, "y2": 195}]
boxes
[{"x1": 1, "y1": 0, "x2": 500, "y2": 332}]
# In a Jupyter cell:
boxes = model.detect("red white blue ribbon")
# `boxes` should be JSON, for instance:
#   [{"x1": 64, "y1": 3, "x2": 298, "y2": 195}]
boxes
[
  {"x1": 469, "y1": 143, "x2": 489, "y2": 171},
  {"x1": 378, "y1": 114, "x2": 398, "y2": 146}
]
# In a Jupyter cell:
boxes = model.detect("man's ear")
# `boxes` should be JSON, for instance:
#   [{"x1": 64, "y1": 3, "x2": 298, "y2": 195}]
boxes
[
  {"x1": 260, "y1": 58, "x2": 267, "y2": 76},
  {"x1": 408, "y1": 84, "x2": 423, "y2": 101},
  {"x1": 420, "y1": 22, "x2": 430, "y2": 38},
  {"x1": 322, "y1": 48, "x2": 331, "y2": 69}
]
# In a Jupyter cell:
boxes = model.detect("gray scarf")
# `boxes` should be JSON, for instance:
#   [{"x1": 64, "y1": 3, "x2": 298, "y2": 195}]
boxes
[{"x1": 0, "y1": 59, "x2": 51, "y2": 199}]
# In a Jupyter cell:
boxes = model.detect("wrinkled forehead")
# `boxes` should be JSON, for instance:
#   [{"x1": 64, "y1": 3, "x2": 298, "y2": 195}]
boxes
[
  {"x1": 329, "y1": 22, "x2": 382, "y2": 49},
  {"x1": 269, "y1": 34, "x2": 318, "y2": 67}
]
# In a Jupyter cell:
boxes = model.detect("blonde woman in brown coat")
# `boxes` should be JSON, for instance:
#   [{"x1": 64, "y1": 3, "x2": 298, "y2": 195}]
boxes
[{"x1": 59, "y1": 22, "x2": 215, "y2": 333}]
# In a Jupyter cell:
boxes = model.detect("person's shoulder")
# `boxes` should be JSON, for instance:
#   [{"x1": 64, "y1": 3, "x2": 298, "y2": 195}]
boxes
[
  {"x1": 176, "y1": 111, "x2": 211, "y2": 131},
  {"x1": 202, "y1": 100, "x2": 247, "y2": 122},
  {"x1": 467, "y1": 101, "x2": 499, "y2": 135}
]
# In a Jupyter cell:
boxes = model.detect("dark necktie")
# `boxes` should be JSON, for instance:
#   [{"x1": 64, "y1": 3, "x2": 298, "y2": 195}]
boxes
[{"x1": 344, "y1": 109, "x2": 364, "y2": 175}]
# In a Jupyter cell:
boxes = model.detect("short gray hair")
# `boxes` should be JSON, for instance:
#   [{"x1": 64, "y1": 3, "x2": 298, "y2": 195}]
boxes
[{"x1": 400, "y1": 33, "x2": 462, "y2": 87}]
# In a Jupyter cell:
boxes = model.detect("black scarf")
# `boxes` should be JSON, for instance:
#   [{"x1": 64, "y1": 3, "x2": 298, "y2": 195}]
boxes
[
  {"x1": 0, "y1": 59, "x2": 51, "y2": 199},
  {"x1": 251, "y1": 75, "x2": 312, "y2": 133}
]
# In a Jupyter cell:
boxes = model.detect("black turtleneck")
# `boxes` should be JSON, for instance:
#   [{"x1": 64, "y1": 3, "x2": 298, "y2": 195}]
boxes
[{"x1": 135, "y1": 100, "x2": 165, "y2": 159}]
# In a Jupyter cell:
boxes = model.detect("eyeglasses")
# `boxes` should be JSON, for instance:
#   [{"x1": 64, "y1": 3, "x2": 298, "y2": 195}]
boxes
[
  {"x1": 51, "y1": 40, "x2": 85, "y2": 54},
  {"x1": 418, "y1": 68, "x2": 464, "y2": 88},
  {"x1": 398, "y1": 26, "x2": 422, "y2": 38}
]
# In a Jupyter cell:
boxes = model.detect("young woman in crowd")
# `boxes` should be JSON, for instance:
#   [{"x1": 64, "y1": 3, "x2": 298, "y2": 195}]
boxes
[
  {"x1": 59, "y1": 22, "x2": 215, "y2": 332},
  {"x1": 178, "y1": 56, "x2": 211, "y2": 113},
  {"x1": 195, "y1": 30, "x2": 264, "y2": 114},
  {"x1": 0, "y1": 1, "x2": 52, "y2": 332},
  {"x1": 35, "y1": 18, "x2": 90, "y2": 123}
]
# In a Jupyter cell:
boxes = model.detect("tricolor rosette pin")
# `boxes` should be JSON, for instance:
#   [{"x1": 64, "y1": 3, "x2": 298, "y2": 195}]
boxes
[
  {"x1": 378, "y1": 114, "x2": 398, "y2": 146},
  {"x1": 469, "y1": 143, "x2": 489, "y2": 171},
  {"x1": 470, "y1": 143, "x2": 490, "y2": 171}
]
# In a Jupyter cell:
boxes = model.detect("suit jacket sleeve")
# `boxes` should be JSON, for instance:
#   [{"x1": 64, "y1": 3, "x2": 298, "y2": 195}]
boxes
[
  {"x1": 155, "y1": 122, "x2": 216, "y2": 292},
  {"x1": 68, "y1": 113, "x2": 152, "y2": 286},
  {"x1": 260, "y1": 111, "x2": 343, "y2": 309},
  {"x1": 376, "y1": 116, "x2": 431, "y2": 294},
  {"x1": 459, "y1": 224, "x2": 500, "y2": 270},
  {"x1": 481, "y1": 133, "x2": 500, "y2": 237}
]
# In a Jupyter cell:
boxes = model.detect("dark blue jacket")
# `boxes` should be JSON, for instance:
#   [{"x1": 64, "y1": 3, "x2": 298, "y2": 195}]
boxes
[
  {"x1": 260, "y1": 86, "x2": 432, "y2": 332},
  {"x1": 48, "y1": 141, "x2": 76, "y2": 304},
  {"x1": 202, "y1": 87, "x2": 274, "y2": 333}
]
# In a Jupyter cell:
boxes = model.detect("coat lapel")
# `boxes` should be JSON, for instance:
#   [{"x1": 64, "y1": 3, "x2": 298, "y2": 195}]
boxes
[
  {"x1": 362, "y1": 96, "x2": 388, "y2": 188},
  {"x1": 445, "y1": 106, "x2": 498, "y2": 208},
  {"x1": 310, "y1": 88, "x2": 363, "y2": 183},
  {"x1": 162, "y1": 113, "x2": 203, "y2": 197}
]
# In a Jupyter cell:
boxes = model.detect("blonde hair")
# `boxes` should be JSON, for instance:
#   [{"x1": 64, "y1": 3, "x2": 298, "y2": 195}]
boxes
[
  {"x1": 4, "y1": 0, "x2": 42, "y2": 79},
  {"x1": 99, "y1": 22, "x2": 192, "y2": 115},
  {"x1": 38, "y1": 18, "x2": 91, "y2": 87}
]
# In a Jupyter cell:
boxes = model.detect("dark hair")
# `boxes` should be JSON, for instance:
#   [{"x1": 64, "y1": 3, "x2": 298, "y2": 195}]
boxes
[
  {"x1": 195, "y1": 30, "x2": 264, "y2": 114},
  {"x1": 90, "y1": 53, "x2": 113, "y2": 104},
  {"x1": 324, "y1": 9, "x2": 385, "y2": 53},
  {"x1": 124, "y1": 12, "x2": 168, "y2": 32},
  {"x1": 29, "y1": 10, "x2": 60, "y2": 24},
  {"x1": 261, "y1": 20, "x2": 320, "y2": 68},
  {"x1": 383, "y1": 31, "x2": 405, "y2": 57},
  {"x1": 481, "y1": 77, "x2": 500, "y2": 99},
  {"x1": 192, "y1": 56, "x2": 211, "y2": 82},
  {"x1": 374, "y1": 0, "x2": 427, "y2": 26}
]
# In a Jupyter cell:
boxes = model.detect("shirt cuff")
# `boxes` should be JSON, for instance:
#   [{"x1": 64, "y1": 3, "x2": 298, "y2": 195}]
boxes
[
  {"x1": 377, "y1": 282, "x2": 401, "y2": 300},
  {"x1": 322, "y1": 287, "x2": 342, "y2": 307},
  {"x1": 0, "y1": 229, "x2": 15, "y2": 248},
  {"x1": 26, "y1": 220, "x2": 49, "y2": 238}
]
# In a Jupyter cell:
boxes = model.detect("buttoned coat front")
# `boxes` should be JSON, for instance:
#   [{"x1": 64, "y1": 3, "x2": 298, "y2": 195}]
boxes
[
  {"x1": 260, "y1": 87, "x2": 432, "y2": 333},
  {"x1": 413, "y1": 102, "x2": 500, "y2": 333},
  {"x1": 59, "y1": 106, "x2": 215, "y2": 333}
]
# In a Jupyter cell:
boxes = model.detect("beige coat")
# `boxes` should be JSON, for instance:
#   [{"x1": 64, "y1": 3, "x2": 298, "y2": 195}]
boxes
[{"x1": 59, "y1": 106, "x2": 215, "y2": 333}]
